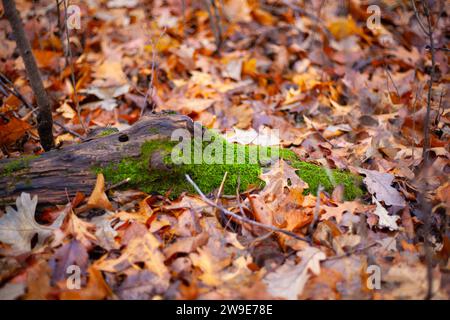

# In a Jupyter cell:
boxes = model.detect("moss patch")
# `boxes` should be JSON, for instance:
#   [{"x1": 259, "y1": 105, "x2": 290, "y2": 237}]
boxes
[
  {"x1": 0, "y1": 155, "x2": 39, "y2": 177},
  {"x1": 98, "y1": 128, "x2": 119, "y2": 137},
  {"x1": 97, "y1": 131, "x2": 362, "y2": 200}
]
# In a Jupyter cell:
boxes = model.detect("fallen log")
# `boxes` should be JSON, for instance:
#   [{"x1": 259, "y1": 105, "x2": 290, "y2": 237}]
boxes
[
  {"x1": 0, "y1": 113, "x2": 363, "y2": 206},
  {"x1": 0, "y1": 114, "x2": 193, "y2": 205}
]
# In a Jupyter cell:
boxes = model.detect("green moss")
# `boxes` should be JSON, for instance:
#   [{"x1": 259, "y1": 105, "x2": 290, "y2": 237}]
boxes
[
  {"x1": 97, "y1": 132, "x2": 363, "y2": 200},
  {"x1": 98, "y1": 128, "x2": 118, "y2": 137},
  {"x1": 1, "y1": 155, "x2": 39, "y2": 177},
  {"x1": 148, "y1": 127, "x2": 159, "y2": 135},
  {"x1": 290, "y1": 161, "x2": 363, "y2": 200}
]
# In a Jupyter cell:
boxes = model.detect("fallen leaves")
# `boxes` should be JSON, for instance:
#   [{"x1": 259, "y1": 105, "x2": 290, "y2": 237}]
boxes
[
  {"x1": 0, "y1": 0, "x2": 448, "y2": 301},
  {"x1": 97, "y1": 231, "x2": 169, "y2": 279},
  {"x1": 264, "y1": 246, "x2": 326, "y2": 300},
  {"x1": 0, "y1": 115, "x2": 31, "y2": 147}
]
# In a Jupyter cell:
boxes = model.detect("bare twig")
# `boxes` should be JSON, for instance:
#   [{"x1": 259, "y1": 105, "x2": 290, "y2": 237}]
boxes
[
  {"x1": 411, "y1": 83, "x2": 424, "y2": 160},
  {"x1": 325, "y1": 242, "x2": 378, "y2": 261},
  {"x1": 141, "y1": 28, "x2": 166, "y2": 118},
  {"x1": 204, "y1": 0, "x2": 223, "y2": 53},
  {"x1": 0, "y1": 72, "x2": 84, "y2": 140},
  {"x1": 185, "y1": 174, "x2": 310, "y2": 243},
  {"x1": 213, "y1": 171, "x2": 228, "y2": 221},
  {"x1": 411, "y1": 0, "x2": 437, "y2": 165},
  {"x1": 308, "y1": 185, "x2": 324, "y2": 236},
  {"x1": 61, "y1": 0, "x2": 86, "y2": 134},
  {"x1": 410, "y1": 0, "x2": 440, "y2": 299},
  {"x1": 384, "y1": 64, "x2": 401, "y2": 99}
]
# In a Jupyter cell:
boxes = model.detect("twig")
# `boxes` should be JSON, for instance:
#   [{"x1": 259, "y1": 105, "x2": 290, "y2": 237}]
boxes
[
  {"x1": 204, "y1": 0, "x2": 223, "y2": 53},
  {"x1": 410, "y1": 0, "x2": 440, "y2": 299},
  {"x1": 185, "y1": 174, "x2": 310, "y2": 243},
  {"x1": 411, "y1": 83, "x2": 423, "y2": 160},
  {"x1": 141, "y1": 28, "x2": 166, "y2": 118},
  {"x1": 0, "y1": 72, "x2": 84, "y2": 140},
  {"x1": 210, "y1": 0, "x2": 223, "y2": 52},
  {"x1": 411, "y1": 0, "x2": 436, "y2": 165},
  {"x1": 308, "y1": 185, "x2": 324, "y2": 236},
  {"x1": 384, "y1": 64, "x2": 401, "y2": 99},
  {"x1": 434, "y1": 89, "x2": 445, "y2": 124},
  {"x1": 213, "y1": 171, "x2": 228, "y2": 221},
  {"x1": 325, "y1": 242, "x2": 378, "y2": 261},
  {"x1": 61, "y1": 0, "x2": 86, "y2": 134},
  {"x1": 106, "y1": 178, "x2": 131, "y2": 192}
]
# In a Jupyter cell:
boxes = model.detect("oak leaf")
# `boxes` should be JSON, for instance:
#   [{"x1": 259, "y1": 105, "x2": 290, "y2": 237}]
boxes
[
  {"x1": 264, "y1": 246, "x2": 326, "y2": 300},
  {"x1": 357, "y1": 168, "x2": 406, "y2": 207},
  {"x1": 0, "y1": 193, "x2": 66, "y2": 254}
]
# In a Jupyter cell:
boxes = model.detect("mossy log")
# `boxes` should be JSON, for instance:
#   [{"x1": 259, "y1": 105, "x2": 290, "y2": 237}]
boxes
[{"x1": 0, "y1": 113, "x2": 362, "y2": 206}]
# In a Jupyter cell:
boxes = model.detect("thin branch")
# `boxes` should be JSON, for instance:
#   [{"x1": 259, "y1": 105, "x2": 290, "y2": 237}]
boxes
[
  {"x1": 411, "y1": 0, "x2": 430, "y2": 36},
  {"x1": 141, "y1": 28, "x2": 166, "y2": 118},
  {"x1": 410, "y1": 0, "x2": 439, "y2": 300},
  {"x1": 2, "y1": 0, "x2": 55, "y2": 151},
  {"x1": 0, "y1": 72, "x2": 84, "y2": 140},
  {"x1": 185, "y1": 174, "x2": 310, "y2": 243},
  {"x1": 61, "y1": 0, "x2": 86, "y2": 134}
]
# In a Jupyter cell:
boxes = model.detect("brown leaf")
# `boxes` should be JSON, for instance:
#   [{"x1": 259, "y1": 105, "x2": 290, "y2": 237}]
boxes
[
  {"x1": 264, "y1": 246, "x2": 326, "y2": 300},
  {"x1": 49, "y1": 239, "x2": 89, "y2": 285},
  {"x1": 87, "y1": 173, "x2": 113, "y2": 211},
  {"x1": 24, "y1": 260, "x2": 52, "y2": 300},
  {"x1": 59, "y1": 266, "x2": 111, "y2": 300},
  {"x1": 321, "y1": 201, "x2": 360, "y2": 224},
  {"x1": 357, "y1": 168, "x2": 406, "y2": 207}
]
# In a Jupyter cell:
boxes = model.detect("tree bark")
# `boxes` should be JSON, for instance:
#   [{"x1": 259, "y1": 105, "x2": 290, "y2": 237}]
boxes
[
  {"x1": 0, "y1": 114, "x2": 193, "y2": 205},
  {"x1": 2, "y1": 0, "x2": 55, "y2": 151}
]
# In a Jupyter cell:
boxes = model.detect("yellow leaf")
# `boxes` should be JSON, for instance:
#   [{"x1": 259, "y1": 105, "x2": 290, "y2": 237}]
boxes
[
  {"x1": 56, "y1": 102, "x2": 76, "y2": 119},
  {"x1": 327, "y1": 16, "x2": 365, "y2": 41},
  {"x1": 242, "y1": 58, "x2": 257, "y2": 77}
]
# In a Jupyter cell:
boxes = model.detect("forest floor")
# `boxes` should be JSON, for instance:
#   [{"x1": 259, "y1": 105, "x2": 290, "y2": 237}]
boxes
[{"x1": 0, "y1": 0, "x2": 449, "y2": 300}]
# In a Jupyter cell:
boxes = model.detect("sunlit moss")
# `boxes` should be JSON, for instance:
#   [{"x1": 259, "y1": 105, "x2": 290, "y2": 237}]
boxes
[{"x1": 97, "y1": 132, "x2": 363, "y2": 199}]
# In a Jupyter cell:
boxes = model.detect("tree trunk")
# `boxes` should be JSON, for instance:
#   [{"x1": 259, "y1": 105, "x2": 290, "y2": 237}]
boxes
[
  {"x1": 2, "y1": 0, "x2": 55, "y2": 151},
  {"x1": 0, "y1": 114, "x2": 193, "y2": 205}
]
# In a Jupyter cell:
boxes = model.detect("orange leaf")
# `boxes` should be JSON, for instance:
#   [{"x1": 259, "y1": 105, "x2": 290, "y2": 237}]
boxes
[
  {"x1": 59, "y1": 266, "x2": 111, "y2": 300},
  {"x1": 32, "y1": 49, "x2": 61, "y2": 70},
  {"x1": 0, "y1": 115, "x2": 31, "y2": 146}
]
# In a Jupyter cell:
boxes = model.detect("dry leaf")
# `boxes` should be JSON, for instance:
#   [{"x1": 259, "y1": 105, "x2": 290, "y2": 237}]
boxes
[
  {"x1": 264, "y1": 246, "x2": 326, "y2": 300},
  {"x1": 49, "y1": 239, "x2": 89, "y2": 286},
  {"x1": 97, "y1": 232, "x2": 169, "y2": 280},
  {"x1": 0, "y1": 116, "x2": 31, "y2": 146},
  {"x1": 189, "y1": 245, "x2": 230, "y2": 286},
  {"x1": 373, "y1": 197, "x2": 400, "y2": 231},
  {"x1": 260, "y1": 159, "x2": 308, "y2": 197},
  {"x1": 357, "y1": 168, "x2": 406, "y2": 207},
  {"x1": 0, "y1": 193, "x2": 66, "y2": 254},
  {"x1": 87, "y1": 174, "x2": 113, "y2": 211},
  {"x1": 59, "y1": 266, "x2": 111, "y2": 300},
  {"x1": 321, "y1": 201, "x2": 359, "y2": 223}
]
